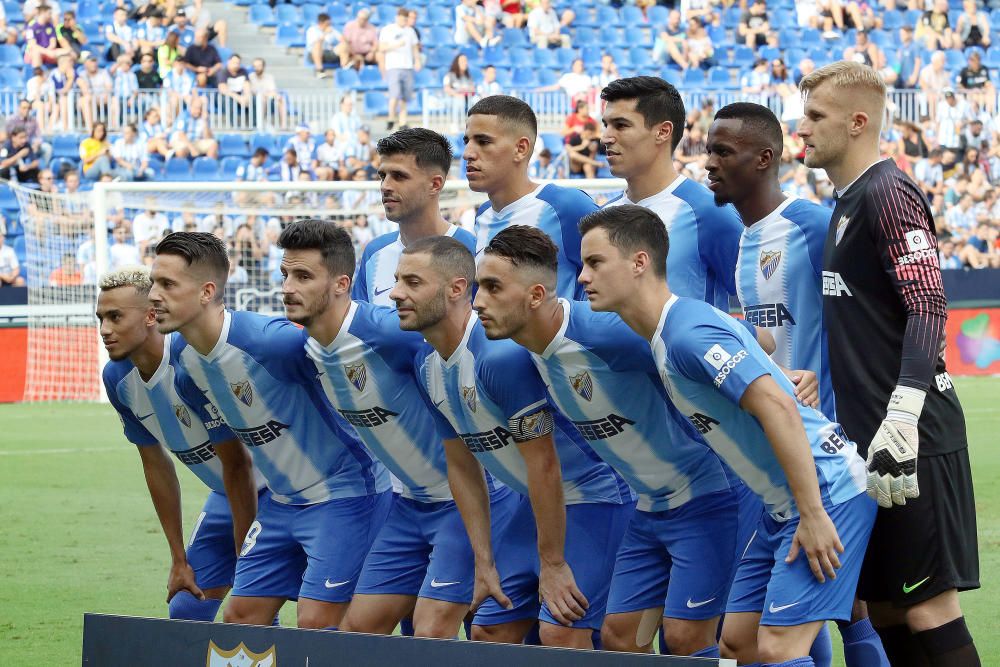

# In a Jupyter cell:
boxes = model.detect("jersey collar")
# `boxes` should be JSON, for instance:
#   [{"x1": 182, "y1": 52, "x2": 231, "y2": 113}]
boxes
[
  {"x1": 138, "y1": 332, "x2": 173, "y2": 389},
  {"x1": 835, "y1": 159, "x2": 887, "y2": 198},
  {"x1": 197, "y1": 310, "x2": 232, "y2": 361},
  {"x1": 314, "y1": 300, "x2": 359, "y2": 352},
  {"x1": 538, "y1": 298, "x2": 572, "y2": 360},
  {"x1": 652, "y1": 294, "x2": 680, "y2": 344},
  {"x1": 747, "y1": 196, "x2": 796, "y2": 232},
  {"x1": 627, "y1": 174, "x2": 685, "y2": 206},
  {"x1": 490, "y1": 183, "x2": 545, "y2": 215},
  {"x1": 441, "y1": 312, "x2": 477, "y2": 368}
]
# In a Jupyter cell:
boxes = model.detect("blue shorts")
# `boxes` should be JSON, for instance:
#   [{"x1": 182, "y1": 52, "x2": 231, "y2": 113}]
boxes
[
  {"x1": 474, "y1": 498, "x2": 636, "y2": 631},
  {"x1": 187, "y1": 491, "x2": 240, "y2": 590},
  {"x1": 231, "y1": 490, "x2": 393, "y2": 603},
  {"x1": 606, "y1": 487, "x2": 739, "y2": 620},
  {"x1": 726, "y1": 492, "x2": 877, "y2": 625},
  {"x1": 356, "y1": 488, "x2": 519, "y2": 604}
]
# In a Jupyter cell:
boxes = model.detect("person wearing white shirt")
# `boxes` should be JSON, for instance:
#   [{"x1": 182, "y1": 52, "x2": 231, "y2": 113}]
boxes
[
  {"x1": 109, "y1": 225, "x2": 142, "y2": 270},
  {"x1": 104, "y1": 7, "x2": 135, "y2": 61},
  {"x1": 307, "y1": 13, "x2": 344, "y2": 79},
  {"x1": 540, "y1": 57, "x2": 591, "y2": 101},
  {"x1": 454, "y1": 0, "x2": 500, "y2": 47},
  {"x1": 936, "y1": 89, "x2": 969, "y2": 150},
  {"x1": 131, "y1": 205, "x2": 170, "y2": 253},
  {"x1": 330, "y1": 95, "x2": 362, "y2": 140},
  {"x1": 111, "y1": 124, "x2": 153, "y2": 182},
  {"x1": 476, "y1": 64, "x2": 504, "y2": 97},
  {"x1": 0, "y1": 233, "x2": 23, "y2": 286},
  {"x1": 250, "y1": 58, "x2": 287, "y2": 127},
  {"x1": 378, "y1": 9, "x2": 420, "y2": 130},
  {"x1": 316, "y1": 129, "x2": 343, "y2": 176},
  {"x1": 527, "y1": 0, "x2": 569, "y2": 48}
]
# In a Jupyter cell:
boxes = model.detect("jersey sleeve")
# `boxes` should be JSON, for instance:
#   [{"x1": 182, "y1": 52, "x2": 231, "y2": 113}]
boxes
[
  {"x1": 667, "y1": 320, "x2": 772, "y2": 406},
  {"x1": 256, "y1": 316, "x2": 318, "y2": 384},
  {"x1": 413, "y1": 350, "x2": 459, "y2": 440},
  {"x1": 864, "y1": 169, "x2": 947, "y2": 392},
  {"x1": 369, "y1": 306, "x2": 427, "y2": 372},
  {"x1": 479, "y1": 342, "x2": 549, "y2": 420},
  {"x1": 697, "y1": 203, "x2": 742, "y2": 295},
  {"x1": 103, "y1": 368, "x2": 158, "y2": 446},
  {"x1": 351, "y1": 246, "x2": 372, "y2": 302}
]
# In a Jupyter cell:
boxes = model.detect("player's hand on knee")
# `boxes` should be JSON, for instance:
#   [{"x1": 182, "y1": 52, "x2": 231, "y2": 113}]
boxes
[
  {"x1": 866, "y1": 416, "x2": 920, "y2": 508},
  {"x1": 539, "y1": 560, "x2": 588, "y2": 626},
  {"x1": 167, "y1": 560, "x2": 205, "y2": 603},
  {"x1": 786, "y1": 509, "x2": 844, "y2": 583},
  {"x1": 785, "y1": 369, "x2": 820, "y2": 409},
  {"x1": 472, "y1": 561, "x2": 512, "y2": 612}
]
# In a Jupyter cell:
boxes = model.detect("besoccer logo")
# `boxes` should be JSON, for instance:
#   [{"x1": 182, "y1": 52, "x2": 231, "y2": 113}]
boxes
[
  {"x1": 759, "y1": 250, "x2": 782, "y2": 280},
  {"x1": 206, "y1": 640, "x2": 276, "y2": 667},
  {"x1": 703, "y1": 344, "x2": 732, "y2": 370},
  {"x1": 173, "y1": 404, "x2": 191, "y2": 428},
  {"x1": 570, "y1": 371, "x2": 593, "y2": 401},
  {"x1": 704, "y1": 344, "x2": 748, "y2": 387},
  {"x1": 344, "y1": 363, "x2": 367, "y2": 392},
  {"x1": 462, "y1": 386, "x2": 478, "y2": 413},
  {"x1": 231, "y1": 380, "x2": 254, "y2": 407},
  {"x1": 956, "y1": 313, "x2": 1000, "y2": 370}
]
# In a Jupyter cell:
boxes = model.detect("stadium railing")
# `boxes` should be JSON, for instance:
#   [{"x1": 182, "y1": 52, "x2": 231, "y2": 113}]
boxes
[{"x1": 81, "y1": 613, "x2": 736, "y2": 666}]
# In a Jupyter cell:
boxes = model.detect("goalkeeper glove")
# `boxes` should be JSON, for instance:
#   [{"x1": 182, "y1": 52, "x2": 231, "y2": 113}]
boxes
[{"x1": 866, "y1": 386, "x2": 924, "y2": 508}]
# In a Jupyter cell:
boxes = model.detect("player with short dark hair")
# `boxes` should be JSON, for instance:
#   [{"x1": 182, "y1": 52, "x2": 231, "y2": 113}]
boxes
[
  {"x1": 98, "y1": 266, "x2": 261, "y2": 623},
  {"x1": 799, "y1": 60, "x2": 980, "y2": 666},
  {"x1": 578, "y1": 204, "x2": 878, "y2": 666},
  {"x1": 391, "y1": 236, "x2": 635, "y2": 649},
  {"x1": 277, "y1": 220, "x2": 517, "y2": 638},
  {"x1": 475, "y1": 225, "x2": 741, "y2": 658},
  {"x1": 150, "y1": 232, "x2": 393, "y2": 630},
  {"x1": 464, "y1": 95, "x2": 596, "y2": 300},
  {"x1": 353, "y1": 128, "x2": 475, "y2": 307},
  {"x1": 707, "y1": 101, "x2": 890, "y2": 667}
]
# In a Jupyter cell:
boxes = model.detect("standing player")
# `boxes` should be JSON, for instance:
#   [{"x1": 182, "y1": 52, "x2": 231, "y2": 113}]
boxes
[
  {"x1": 799, "y1": 61, "x2": 980, "y2": 666},
  {"x1": 473, "y1": 225, "x2": 740, "y2": 659},
  {"x1": 599, "y1": 76, "x2": 742, "y2": 311},
  {"x1": 353, "y1": 127, "x2": 476, "y2": 307},
  {"x1": 391, "y1": 237, "x2": 635, "y2": 649},
  {"x1": 277, "y1": 219, "x2": 517, "y2": 638},
  {"x1": 705, "y1": 101, "x2": 889, "y2": 667},
  {"x1": 149, "y1": 232, "x2": 393, "y2": 630},
  {"x1": 578, "y1": 205, "x2": 878, "y2": 667},
  {"x1": 464, "y1": 95, "x2": 595, "y2": 299},
  {"x1": 99, "y1": 266, "x2": 260, "y2": 622}
]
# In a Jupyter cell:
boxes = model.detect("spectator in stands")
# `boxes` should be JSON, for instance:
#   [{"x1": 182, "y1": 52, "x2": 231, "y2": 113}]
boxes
[
  {"x1": 136, "y1": 10, "x2": 167, "y2": 56},
  {"x1": 237, "y1": 147, "x2": 270, "y2": 182},
  {"x1": 111, "y1": 53, "x2": 140, "y2": 122},
  {"x1": 962, "y1": 119, "x2": 989, "y2": 154},
  {"x1": 938, "y1": 239, "x2": 962, "y2": 269},
  {"x1": 79, "y1": 122, "x2": 113, "y2": 180},
  {"x1": 895, "y1": 25, "x2": 922, "y2": 90},
  {"x1": 561, "y1": 99, "x2": 592, "y2": 139},
  {"x1": 56, "y1": 10, "x2": 87, "y2": 62},
  {"x1": 109, "y1": 224, "x2": 141, "y2": 270},
  {"x1": 916, "y1": 0, "x2": 958, "y2": 50},
  {"x1": 233, "y1": 222, "x2": 263, "y2": 280},
  {"x1": 112, "y1": 123, "x2": 154, "y2": 182},
  {"x1": 529, "y1": 146, "x2": 564, "y2": 179},
  {"x1": 330, "y1": 95, "x2": 361, "y2": 141},
  {"x1": 1, "y1": 128, "x2": 41, "y2": 183},
  {"x1": 184, "y1": 28, "x2": 222, "y2": 87},
  {"x1": 898, "y1": 121, "x2": 929, "y2": 164},
  {"x1": 77, "y1": 56, "x2": 112, "y2": 132},
  {"x1": 24, "y1": 5, "x2": 68, "y2": 69},
  {"x1": 286, "y1": 123, "x2": 319, "y2": 175},
  {"x1": 678, "y1": 124, "x2": 707, "y2": 167},
  {"x1": 132, "y1": 198, "x2": 170, "y2": 254},
  {"x1": 249, "y1": 58, "x2": 287, "y2": 127},
  {"x1": 919, "y1": 50, "x2": 949, "y2": 118},
  {"x1": 307, "y1": 13, "x2": 343, "y2": 80},
  {"x1": 915, "y1": 147, "x2": 946, "y2": 197},
  {"x1": 555, "y1": 57, "x2": 592, "y2": 101},
  {"x1": 593, "y1": 53, "x2": 621, "y2": 90},
  {"x1": 684, "y1": 19, "x2": 715, "y2": 70},
  {"x1": 169, "y1": 8, "x2": 196, "y2": 49},
  {"x1": 25, "y1": 67, "x2": 55, "y2": 134},
  {"x1": 219, "y1": 53, "x2": 252, "y2": 111},
  {"x1": 958, "y1": 49, "x2": 994, "y2": 107},
  {"x1": 341, "y1": 125, "x2": 374, "y2": 179},
  {"x1": 186, "y1": 0, "x2": 229, "y2": 48},
  {"x1": 5, "y1": 98, "x2": 52, "y2": 168},
  {"x1": 739, "y1": 0, "x2": 770, "y2": 48},
  {"x1": 946, "y1": 192, "x2": 978, "y2": 232},
  {"x1": 0, "y1": 4, "x2": 17, "y2": 46},
  {"x1": 140, "y1": 107, "x2": 170, "y2": 159},
  {"x1": 956, "y1": 0, "x2": 991, "y2": 49},
  {"x1": 157, "y1": 30, "x2": 183, "y2": 78},
  {"x1": 652, "y1": 10, "x2": 686, "y2": 68},
  {"x1": 22, "y1": 0, "x2": 61, "y2": 24},
  {"x1": 565, "y1": 120, "x2": 604, "y2": 179},
  {"x1": 499, "y1": 0, "x2": 527, "y2": 29},
  {"x1": 315, "y1": 130, "x2": 341, "y2": 180},
  {"x1": 276, "y1": 147, "x2": 304, "y2": 182},
  {"x1": 477, "y1": 64, "x2": 504, "y2": 97},
  {"x1": 937, "y1": 88, "x2": 969, "y2": 153},
  {"x1": 844, "y1": 29, "x2": 880, "y2": 68},
  {"x1": 104, "y1": 6, "x2": 136, "y2": 63},
  {"x1": 163, "y1": 57, "x2": 195, "y2": 121},
  {"x1": 456, "y1": 0, "x2": 501, "y2": 49},
  {"x1": 136, "y1": 52, "x2": 162, "y2": 90},
  {"x1": 171, "y1": 96, "x2": 218, "y2": 158},
  {"x1": 379, "y1": 7, "x2": 421, "y2": 131},
  {"x1": 785, "y1": 164, "x2": 821, "y2": 202},
  {"x1": 226, "y1": 248, "x2": 249, "y2": 285},
  {"x1": 0, "y1": 232, "x2": 24, "y2": 287},
  {"x1": 527, "y1": 0, "x2": 569, "y2": 48},
  {"x1": 683, "y1": 0, "x2": 720, "y2": 26},
  {"x1": 340, "y1": 8, "x2": 379, "y2": 71},
  {"x1": 741, "y1": 57, "x2": 772, "y2": 95},
  {"x1": 443, "y1": 54, "x2": 476, "y2": 122}
]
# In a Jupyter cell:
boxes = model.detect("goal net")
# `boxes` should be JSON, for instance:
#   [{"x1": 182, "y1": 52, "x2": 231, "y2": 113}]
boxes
[{"x1": 8, "y1": 178, "x2": 626, "y2": 402}]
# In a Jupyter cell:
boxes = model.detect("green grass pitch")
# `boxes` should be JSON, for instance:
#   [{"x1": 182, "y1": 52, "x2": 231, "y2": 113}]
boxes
[{"x1": 1, "y1": 377, "x2": 997, "y2": 665}]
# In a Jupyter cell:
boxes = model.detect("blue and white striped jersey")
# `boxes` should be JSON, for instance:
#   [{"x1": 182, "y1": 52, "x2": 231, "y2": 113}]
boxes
[
  {"x1": 530, "y1": 299, "x2": 732, "y2": 512},
  {"x1": 352, "y1": 226, "x2": 476, "y2": 307},
  {"x1": 651, "y1": 296, "x2": 867, "y2": 519},
  {"x1": 736, "y1": 196, "x2": 836, "y2": 419},
  {"x1": 103, "y1": 333, "x2": 264, "y2": 494},
  {"x1": 306, "y1": 301, "x2": 468, "y2": 503},
  {"x1": 414, "y1": 314, "x2": 633, "y2": 505},
  {"x1": 604, "y1": 176, "x2": 742, "y2": 310},
  {"x1": 172, "y1": 310, "x2": 391, "y2": 505},
  {"x1": 474, "y1": 184, "x2": 595, "y2": 300}
]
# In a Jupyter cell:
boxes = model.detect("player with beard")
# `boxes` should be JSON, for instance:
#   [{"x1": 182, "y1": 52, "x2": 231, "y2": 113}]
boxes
[
  {"x1": 98, "y1": 266, "x2": 261, "y2": 622},
  {"x1": 798, "y1": 60, "x2": 980, "y2": 667},
  {"x1": 353, "y1": 128, "x2": 476, "y2": 307}
]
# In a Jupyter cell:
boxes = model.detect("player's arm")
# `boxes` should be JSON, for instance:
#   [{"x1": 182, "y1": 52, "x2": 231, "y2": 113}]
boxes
[
  {"x1": 739, "y1": 376, "x2": 843, "y2": 582},
  {"x1": 213, "y1": 439, "x2": 257, "y2": 552},
  {"x1": 698, "y1": 203, "x2": 743, "y2": 295},
  {"x1": 864, "y1": 174, "x2": 948, "y2": 507}
]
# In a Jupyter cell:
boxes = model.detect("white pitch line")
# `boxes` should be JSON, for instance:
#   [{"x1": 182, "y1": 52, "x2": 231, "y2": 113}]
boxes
[{"x1": 0, "y1": 446, "x2": 125, "y2": 456}]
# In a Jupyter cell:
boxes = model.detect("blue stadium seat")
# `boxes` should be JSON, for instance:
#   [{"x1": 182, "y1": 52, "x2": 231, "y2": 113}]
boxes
[
  {"x1": 621, "y1": 6, "x2": 643, "y2": 25},
  {"x1": 541, "y1": 132, "x2": 563, "y2": 156},
  {"x1": 760, "y1": 46, "x2": 781, "y2": 62},
  {"x1": 502, "y1": 28, "x2": 527, "y2": 48},
  {"x1": 0, "y1": 69, "x2": 21, "y2": 90},
  {"x1": 556, "y1": 47, "x2": 578, "y2": 69},
  {"x1": 164, "y1": 157, "x2": 192, "y2": 181},
  {"x1": 358, "y1": 65, "x2": 386, "y2": 91},
  {"x1": 192, "y1": 157, "x2": 222, "y2": 181},
  {"x1": 801, "y1": 28, "x2": 821, "y2": 44},
  {"x1": 0, "y1": 44, "x2": 19, "y2": 66},
  {"x1": 430, "y1": 25, "x2": 454, "y2": 45},
  {"x1": 482, "y1": 44, "x2": 505, "y2": 65},
  {"x1": 630, "y1": 47, "x2": 652, "y2": 69},
  {"x1": 599, "y1": 26, "x2": 620, "y2": 46},
  {"x1": 581, "y1": 45, "x2": 602, "y2": 67},
  {"x1": 219, "y1": 134, "x2": 250, "y2": 158},
  {"x1": 511, "y1": 67, "x2": 539, "y2": 89},
  {"x1": 364, "y1": 91, "x2": 389, "y2": 116},
  {"x1": 0, "y1": 183, "x2": 16, "y2": 210},
  {"x1": 302, "y1": 5, "x2": 322, "y2": 24},
  {"x1": 510, "y1": 48, "x2": 533, "y2": 68},
  {"x1": 660, "y1": 68, "x2": 681, "y2": 87},
  {"x1": 335, "y1": 67, "x2": 361, "y2": 89},
  {"x1": 595, "y1": 6, "x2": 622, "y2": 28},
  {"x1": 276, "y1": 24, "x2": 306, "y2": 48},
  {"x1": 428, "y1": 4, "x2": 451, "y2": 26},
  {"x1": 413, "y1": 68, "x2": 436, "y2": 89},
  {"x1": 723, "y1": 7, "x2": 742, "y2": 29},
  {"x1": 275, "y1": 4, "x2": 301, "y2": 24},
  {"x1": 250, "y1": 133, "x2": 278, "y2": 156},
  {"x1": 537, "y1": 69, "x2": 559, "y2": 87},
  {"x1": 732, "y1": 45, "x2": 755, "y2": 69},
  {"x1": 249, "y1": 4, "x2": 277, "y2": 28},
  {"x1": 574, "y1": 27, "x2": 597, "y2": 46},
  {"x1": 328, "y1": 4, "x2": 350, "y2": 22},
  {"x1": 448, "y1": 133, "x2": 464, "y2": 156},
  {"x1": 709, "y1": 67, "x2": 736, "y2": 90},
  {"x1": 882, "y1": 11, "x2": 903, "y2": 31},
  {"x1": 220, "y1": 156, "x2": 242, "y2": 180},
  {"x1": 52, "y1": 134, "x2": 82, "y2": 159},
  {"x1": 49, "y1": 157, "x2": 79, "y2": 179},
  {"x1": 985, "y1": 45, "x2": 1000, "y2": 68},
  {"x1": 945, "y1": 49, "x2": 965, "y2": 70},
  {"x1": 609, "y1": 47, "x2": 631, "y2": 68},
  {"x1": 648, "y1": 6, "x2": 668, "y2": 26},
  {"x1": 707, "y1": 25, "x2": 727, "y2": 44},
  {"x1": 683, "y1": 68, "x2": 706, "y2": 87},
  {"x1": 534, "y1": 48, "x2": 556, "y2": 68}
]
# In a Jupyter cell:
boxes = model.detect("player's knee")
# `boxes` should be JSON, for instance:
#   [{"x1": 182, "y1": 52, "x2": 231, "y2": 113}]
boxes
[
  {"x1": 222, "y1": 598, "x2": 261, "y2": 625},
  {"x1": 600, "y1": 617, "x2": 641, "y2": 652},
  {"x1": 719, "y1": 629, "x2": 755, "y2": 663},
  {"x1": 470, "y1": 623, "x2": 523, "y2": 644},
  {"x1": 662, "y1": 620, "x2": 717, "y2": 656},
  {"x1": 169, "y1": 592, "x2": 222, "y2": 622},
  {"x1": 413, "y1": 617, "x2": 459, "y2": 639},
  {"x1": 538, "y1": 622, "x2": 592, "y2": 649}
]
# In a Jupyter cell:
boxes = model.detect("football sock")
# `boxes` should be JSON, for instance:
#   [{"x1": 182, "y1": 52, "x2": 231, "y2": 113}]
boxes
[
  {"x1": 591, "y1": 628, "x2": 602, "y2": 650},
  {"x1": 875, "y1": 624, "x2": 929, "y2": 667},
  {"x1": 463, "y1": 619, "x2": 472, "y2": 640},
  {"x1": 658, "y1": 625, "x2": 668, "y2": 654},
  {"x1": 168, "y1": 592, "x2": 222, "y2": 622},
  {"x1": 323, "y1": 626, "x2": 338, "y2": 631},
  {"x1": 914, "y1": 617, "x2": 981, "y2": 667},
  {"x1": 691, "y1": 644, "x2": 720, "y2": 658},
  {"x1": 837, "y1": 617, "x2": 890, "y2": 667},
  {"x1": 271, "y1": 614, "x2": 281, "y2": 626},
  {"x1": 524, "y1": 621, "x2": 541, "y2": 645},
  {"x1": 400, "y1": 616, "x2": 415, "y2": 637},
  {"x1": 761, "y1": 658, "x2": 815, "y2": 667},
  {"x1": 809, "y1": 623, "x2": 833, "y2": 667}
]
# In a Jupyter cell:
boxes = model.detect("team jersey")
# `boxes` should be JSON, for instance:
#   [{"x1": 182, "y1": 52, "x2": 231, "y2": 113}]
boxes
[
  {"x1": 104, "y1": 333, "x2": 263, "y2": 495},
  {"x1": 823, "y1": 159, "x2": 967, "y2": 457},
  {"x1": 352, "y1": 226, "x2": 477, "y2": 307},
  {"x1": 415, "y1": 314, "x2": 632, "y2": 505},
  {"x1": 604, "y1": 176, "x2": 742, "y2": 310},
  {"x1": 530, "y1": 299, "x2": 732, "y2": 512},
  {"x1": 172, "y1": 310, "x2": 390, "y2": 505},
  {"x1": 306, "y1": 301, "x2": 478, "y2": 503},
  {"x1": 474, "y1": 184, "x2": 595, "y2": 300},
  {"x1": 736, "y1": 196, "x2": 837, "y2": 419},
  {"x1": 652, "y1": 295, "x2": 867, "y2": 519}
]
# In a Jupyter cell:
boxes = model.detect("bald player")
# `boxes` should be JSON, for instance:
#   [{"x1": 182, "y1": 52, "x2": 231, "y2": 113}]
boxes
[{"x1": 799, "y1": 61, "x2": 980, "y2": 666}]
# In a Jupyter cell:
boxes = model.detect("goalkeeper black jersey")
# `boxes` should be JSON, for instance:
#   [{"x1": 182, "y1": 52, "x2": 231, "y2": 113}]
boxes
[{"x1": 822, "y1": 159, "x2": 967, "y2": 457}]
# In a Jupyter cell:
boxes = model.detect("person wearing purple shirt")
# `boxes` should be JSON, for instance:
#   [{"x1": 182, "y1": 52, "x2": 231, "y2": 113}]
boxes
[{"x1": 24, "y1": 5, "x2": 67, "y2": 68}]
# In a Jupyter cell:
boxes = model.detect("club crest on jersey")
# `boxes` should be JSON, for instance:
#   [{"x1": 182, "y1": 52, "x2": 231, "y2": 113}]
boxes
[
  {"x1": 173, "y1": 403, "x2": 191, "y2": 428},
  {"x1": 344, "y1": 363, "x2": 367, "y2": 392},
  {"x1": 462, "y1": 386, "x2": 478, "y2": 412},
  {"x1": 759, "y1": 250, "x2": 782, "y2": 280},
  {"x1": 231, "y1": 380, "x2": 253, "y2": 407},
  {"x1": 520, "y1": 411, "x2": 545, "y2": 437},
  {"x1": 569, "y1": 371, "x2": 593, "y2": 401},
  {"x1": 835, "y1": 215, "x2": 850, "y2": 245}
]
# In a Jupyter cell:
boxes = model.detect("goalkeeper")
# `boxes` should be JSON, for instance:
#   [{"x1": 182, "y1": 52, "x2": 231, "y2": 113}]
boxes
[{"x1": 800, "y1": 61, "x2": 980, "y2": 666}]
